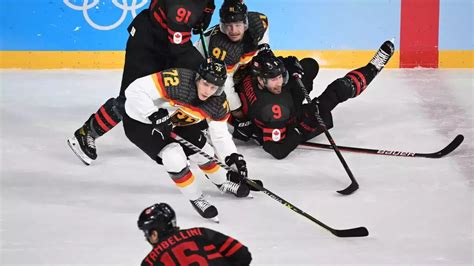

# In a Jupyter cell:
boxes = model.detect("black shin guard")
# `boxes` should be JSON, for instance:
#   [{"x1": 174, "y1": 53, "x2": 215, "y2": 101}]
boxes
[{"x1": 88, "y1": 98, "x2": 124, "y2": 137}]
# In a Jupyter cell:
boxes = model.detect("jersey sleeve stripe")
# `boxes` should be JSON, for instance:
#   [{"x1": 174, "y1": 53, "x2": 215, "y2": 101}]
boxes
[
  {"x1": 224, "y1": 242, "x2": 243, "y2": 257},
  {"x1": 203, "y1": 244, "x2": 216, "y2": 251},
  {"x1": 152, "y1": 11, "x2": 168, "y2": 30},
  {"x1": 152, "y1": 73, "x2": 168, "y2": 99},
  {"x1": 226, "y1": 64, "x2": 238, "y2": 73},
  {"x1": 158, "y1": 7, "x2": 167, "y2": 22},
  {"x1": 207, "y1": 253, "x2": 223, "y2": 260},
  {"x1": 240, "y1": 51, "x2": 257, "y2": 64},
  {"x1": 218, "y1": 237, "x2": 235, "y2": 253}
]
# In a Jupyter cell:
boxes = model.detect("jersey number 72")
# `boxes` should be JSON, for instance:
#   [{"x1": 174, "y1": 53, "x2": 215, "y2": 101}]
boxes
[{"x1": 163, "y1": 70, "x2": 180, "y2": 87}]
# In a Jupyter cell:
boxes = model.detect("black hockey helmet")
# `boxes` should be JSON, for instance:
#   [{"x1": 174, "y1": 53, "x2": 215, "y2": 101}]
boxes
[
  {"x1": 219, "y1": 0, "x2": 249, "y2": 32},
  {"x1": 220, "y1": 0, "x2": 248, "y2": 23},
  {"x1": 251, "y1": 46, "x2": 289, "y2": 85},
  {"x1": 137, "y1": 203, "x2": 177, "y2": 238},
  {"x1": 197, "y1": 57, "x2": 227, "y2": 95}
]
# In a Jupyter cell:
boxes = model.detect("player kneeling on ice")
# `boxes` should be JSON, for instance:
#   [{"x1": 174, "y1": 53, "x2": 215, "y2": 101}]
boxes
[
  {"x1": 124, "y1": 58, "x2": 251, "y2": 221},
  {"x1": 138, "y1": 203, "x2": 252, "y2": 266},
  {"x1": 233, "y1": 40, "x2": 395, "y2": 159}
]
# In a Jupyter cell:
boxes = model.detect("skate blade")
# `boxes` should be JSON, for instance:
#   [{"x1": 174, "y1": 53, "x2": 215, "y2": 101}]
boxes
[
  {"x1": 209, "y1": 216, "x2": 219, "y2": 223},
  {"x1": 67, "y1": 137, "x2": 92, "y2": 166}
]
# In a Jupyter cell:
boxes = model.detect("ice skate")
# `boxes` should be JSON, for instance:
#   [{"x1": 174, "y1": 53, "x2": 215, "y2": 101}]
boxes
[
  {"x1": 218, "y1": 180, "x2": 252, "y2": 198},
  {"x1": 370, "y1": 38, "x2": 395, "y2": 71},
  {"x1": 190, "y1": 195, "x2": 219, "y2": 223},
  {"x1": 217, "y1": 171, "x2": 252, "y2": 198},
  {"x1": 67, "y1": 126, "x2": 97, "y2": 165}
]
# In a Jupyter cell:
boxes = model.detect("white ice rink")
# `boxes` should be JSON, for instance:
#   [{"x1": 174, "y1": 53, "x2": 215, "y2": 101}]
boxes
[{"x1": 1, "y1": 69, "x2": 472, "y2": 265}]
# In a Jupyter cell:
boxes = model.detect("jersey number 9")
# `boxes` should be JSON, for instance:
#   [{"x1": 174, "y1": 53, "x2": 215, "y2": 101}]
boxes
[{"x1": 272, "y1": 104, "x2": 282, "y2": 119}]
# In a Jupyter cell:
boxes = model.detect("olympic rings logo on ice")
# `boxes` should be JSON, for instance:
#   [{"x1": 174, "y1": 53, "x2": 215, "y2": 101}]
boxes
[{"x1": 63, "y1": 0, "x2": 148, "y2": 31}]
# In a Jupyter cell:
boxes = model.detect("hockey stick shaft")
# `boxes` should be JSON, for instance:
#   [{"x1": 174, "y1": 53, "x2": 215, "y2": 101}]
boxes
[
  {"x1": 170, "y1": 132, "x2": 368, "y2": 237},
  {"x1": 199, "y1": 31, "x2": 210, "y2": 58},
  {"x1": 169, "y1": 132, "x2": 262, "y2": 189},
  {"x1": 300, "y1": 134, "x2": 464, "y2": 159},
  {"x1": 295, "y1": 77, "x2": 359, "y2": 195}
]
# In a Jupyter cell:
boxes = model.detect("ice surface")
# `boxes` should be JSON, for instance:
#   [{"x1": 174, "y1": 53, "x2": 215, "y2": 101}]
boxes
[{"x1": 1, "y1": 69, "x2": 472, "y2": 265}]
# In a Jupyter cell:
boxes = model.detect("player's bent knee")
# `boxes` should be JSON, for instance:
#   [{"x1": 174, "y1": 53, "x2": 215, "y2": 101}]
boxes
[
  {"x1": 188, "y1": 143, "x2": 215, "y2": 165},
  {"x1": 160, "y1": 143, "x2": 188, "y2": 173}
]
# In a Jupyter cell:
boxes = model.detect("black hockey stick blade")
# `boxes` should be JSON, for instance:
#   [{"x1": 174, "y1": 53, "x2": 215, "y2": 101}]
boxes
[
  {"x1": 245, "y1": 179, "x2": 369, "y2": 237},
  {"x1": 421, "y1": 134, "x2": 464, "y2": 158},
  {"x1": 337, "y1": 181, "x2": 359, "y2": 195},
  {"x1": 248, "y1": 179, "x2": 263, "y2": 191},
  {"x1": 331, "y1": 226, "x2": 369, "y2": 238}
]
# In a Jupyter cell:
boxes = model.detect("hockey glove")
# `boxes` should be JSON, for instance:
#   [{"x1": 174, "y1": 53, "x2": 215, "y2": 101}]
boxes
[
  {"x1": 232, "y1": 117, "x2": 255, "y2": 142},
  {"x1": 148, "y1": 108, "x2": 173, "y2": 139},
  {"x1": 225, "y1": 153, "x2": 248, "y2": 179},
  {"x1": 192, "y1": 4, "x2": 215, "y2": 35},
  {"x1": 283, "y1": 56, "x2": 304, "y2": 78}
]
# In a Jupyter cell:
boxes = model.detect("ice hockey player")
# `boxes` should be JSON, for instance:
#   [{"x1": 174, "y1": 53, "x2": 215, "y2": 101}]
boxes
[
  {"x1": 67, "y1": 0, "x2": 216, "y2": 165},
  {"x1": 234, "y1": 40, "x2": 395, "y2": 159},
  {"x1": 195, "y1": 0, "x2": 269, "y2": 118},
  {"x1": 138, "y1": 203, "x2": 252, "y2": 266},
  {"x1": 123, "y1": 58, "x2": 250, "y2": 221}
]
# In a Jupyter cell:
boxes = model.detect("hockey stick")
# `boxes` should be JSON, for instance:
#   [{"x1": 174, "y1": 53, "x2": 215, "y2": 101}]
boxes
[
  {"x1": 295, "y1": 77, "x2": 359, "y2": 195},
  {"x1": 169, "y1": 132, "x2": 263, "y2": 190},
  {"x1": 199, "y1": 31, "x2": 210, "y2": 58},
  {"x1": 170, "y1": 132, "x2": 369, "y2": 237},
  {"x1": 300, "y1": 134, "x2": 464, "y2": 159}
]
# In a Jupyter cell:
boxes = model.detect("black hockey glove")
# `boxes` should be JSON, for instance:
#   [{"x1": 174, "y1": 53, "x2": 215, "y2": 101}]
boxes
[
  {"x1": 297, "y1": 99, "x2": 320, "y2": 137},
  {"x1": 232, "y1": 117, "x2": 255, "y2": 142},
  {"x1": 225, "y1": 153, "x2": 248, "y2": 179},
  {"x1": 192, "y1": 4, "x2": 215, "y2": 35},
  {"x1": 284, "y1": 56, "x2": 304, "y2": 78},
  {"x1": 149, "y1": 108, "x2": 173, "y2": 139}
]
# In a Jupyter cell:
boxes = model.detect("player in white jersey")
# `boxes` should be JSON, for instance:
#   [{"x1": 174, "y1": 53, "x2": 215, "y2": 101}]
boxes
[{"x1": 123, "y1": 58, "x2": 250, "y2": 222}]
